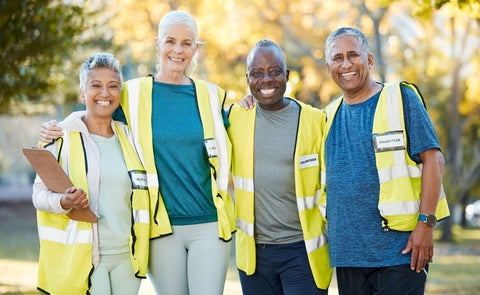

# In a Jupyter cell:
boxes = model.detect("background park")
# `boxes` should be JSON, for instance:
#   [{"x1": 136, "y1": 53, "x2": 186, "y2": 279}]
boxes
[{"x1": 1, "y1": 0, "x2": 479, "y2": 294}]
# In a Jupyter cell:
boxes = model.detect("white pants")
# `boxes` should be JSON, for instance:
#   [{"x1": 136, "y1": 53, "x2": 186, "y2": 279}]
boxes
[
  {"x1": 148, "y1": 222, "x2": 231, "y2": 295},
  {"x1": 91, "y1": 252, "x2": 141, "y2": 295}
]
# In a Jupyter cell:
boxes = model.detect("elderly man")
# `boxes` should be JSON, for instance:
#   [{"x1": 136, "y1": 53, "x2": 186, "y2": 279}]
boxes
[{"x1": 319, "y1": 27, "x2": 450, "y2": 295}]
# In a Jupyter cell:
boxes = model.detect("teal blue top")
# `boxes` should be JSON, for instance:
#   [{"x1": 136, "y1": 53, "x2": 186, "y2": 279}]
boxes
[{"x1": 150, "y1": 81, "x2": 217, "y2": 225}]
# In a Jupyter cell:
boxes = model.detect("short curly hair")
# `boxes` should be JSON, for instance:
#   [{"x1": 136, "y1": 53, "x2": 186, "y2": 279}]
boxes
[{"x1": 79, "y1": 53, "x2": 122, "y2": 92}]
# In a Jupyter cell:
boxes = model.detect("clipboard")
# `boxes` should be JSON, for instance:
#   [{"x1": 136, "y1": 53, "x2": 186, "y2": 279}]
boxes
[{"x1": 23, "y1": 148, "x2": 97, "y2": 223}]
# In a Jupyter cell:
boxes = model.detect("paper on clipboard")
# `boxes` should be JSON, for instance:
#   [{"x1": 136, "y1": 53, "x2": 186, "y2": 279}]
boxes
[{"x1": 22, "y1": 148, "x2": 97, "y2": 223}]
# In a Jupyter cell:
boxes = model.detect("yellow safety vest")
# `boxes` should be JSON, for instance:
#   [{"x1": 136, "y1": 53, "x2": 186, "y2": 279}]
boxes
[
  {"x1": 36, "y1": 123, "x2": 150, "y2": 295},
  {"x1": 228, "y1": 99, "x2": 332, "y2": 290},
  {"x1": 320, "y1": 82, "x2": 449, "y2": 232},
  {"x1": 121, "y1": 77, "x2": 235, "y2": 241}
]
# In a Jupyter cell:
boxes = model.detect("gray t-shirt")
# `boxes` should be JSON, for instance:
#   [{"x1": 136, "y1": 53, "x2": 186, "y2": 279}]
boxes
[{"x1": 253, "y1": 99, "x2": 303, "y2": 244}]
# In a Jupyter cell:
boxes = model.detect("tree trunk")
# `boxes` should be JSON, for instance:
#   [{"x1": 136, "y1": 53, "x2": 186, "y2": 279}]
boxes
[
  {"x1": 460, "y1": 192, "x2": 469, "y2": 227},
  {"x1": 440, "y1": 203, "x2": 454, "y2": 242}
]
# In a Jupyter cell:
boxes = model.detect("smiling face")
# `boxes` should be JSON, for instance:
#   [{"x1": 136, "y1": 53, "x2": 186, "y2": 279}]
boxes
[
  {"x1": 246, "y1": 46, "x2": 290, "y2": 111},
  {"x1": 81, "y1": 67, "x2": 121, "y2": 120},
  {"x1": 156, "y1": 23, "x2": 198, "y2": 75},
  {"x1": 325, "y1": 35, "x2": 374, "y2": 96}
]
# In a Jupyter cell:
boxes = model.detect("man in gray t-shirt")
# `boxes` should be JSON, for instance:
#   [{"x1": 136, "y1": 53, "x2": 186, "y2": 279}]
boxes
[
  {"x1": 228, "y1": 39, "x2": 331, "y2": 294},
  {"x1": 253, "y1": 100, "x2": 302, "y2": 245}
]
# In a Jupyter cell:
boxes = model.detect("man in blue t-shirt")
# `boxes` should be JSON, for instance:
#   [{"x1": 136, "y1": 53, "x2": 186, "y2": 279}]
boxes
[{"x1": 322, "y1": 27, "x2": 449, "y2": 294}]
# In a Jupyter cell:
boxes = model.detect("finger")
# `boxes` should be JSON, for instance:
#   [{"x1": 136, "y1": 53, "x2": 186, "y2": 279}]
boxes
[
  {"x1": 44, "y1": 120, "x2": 64, "y2": 133},
  {"x1": 40, "y1": 130, "x2": 63, "y2": 142},
  {"x1": 39, "y1": 133, "x2": 50, "y2": 143},
  {"x1": 72, "y1": 195, "x2": 88, "y2": 207},
  {"x1": 75, "y1": 196, "x2": 86, "y2": 206},
  {"x1": 39, "y1": 124, "x2": 53, "y2": 142},
  {"x1": 47, "y1": 125, "x2": 63, "y2": 132},
  {"x1": 81, "y1": 199, "x2": 89, "y2": 209},
  {"x1": 65, "y1": 186, "x2": 76, "y2": 194},
  {"x1": 416, "y1": 251, "x2": 426, "y2": 273},
  {"x1": 72, "y1": 191, "x2": 86, "y2": 201},
  {"x1": 402, "y1": 242, "x2": 412, "y2": 255},
  {"x1": 410, "y1": 248, "x2": 419, "y2": 271},
  {"x1": 246, "y1": 94, "x2": 255, "y2": 108}
]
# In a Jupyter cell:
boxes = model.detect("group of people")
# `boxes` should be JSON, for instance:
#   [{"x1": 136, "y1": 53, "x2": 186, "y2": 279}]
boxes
[{"x1": 34, "y1": 9, "x2": 449, "y2": 295}]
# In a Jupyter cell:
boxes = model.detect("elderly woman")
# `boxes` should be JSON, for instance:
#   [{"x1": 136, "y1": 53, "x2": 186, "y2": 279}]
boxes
[
  {"x1": 33, "y1": 53, "x2": 150, "y2": 295},
  {"x1": 40, "y1": 11, "x2": 235, "y2": 295}
]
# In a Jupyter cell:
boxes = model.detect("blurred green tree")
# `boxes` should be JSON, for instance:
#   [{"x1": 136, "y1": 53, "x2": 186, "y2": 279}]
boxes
[{"x1": 0, "y1": 0, "x2": 88, "y2": 113}]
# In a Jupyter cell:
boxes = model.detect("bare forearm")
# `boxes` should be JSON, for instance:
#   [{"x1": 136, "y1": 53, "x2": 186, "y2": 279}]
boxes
[{"x1": 419, "y1": 148, "x2": 444, "y2": 214}]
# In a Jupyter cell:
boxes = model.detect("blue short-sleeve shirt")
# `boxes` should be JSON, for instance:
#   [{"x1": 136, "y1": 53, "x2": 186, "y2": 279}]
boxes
[{"x1": 325, "y1": 84, "x2": 441, "y2": 267}]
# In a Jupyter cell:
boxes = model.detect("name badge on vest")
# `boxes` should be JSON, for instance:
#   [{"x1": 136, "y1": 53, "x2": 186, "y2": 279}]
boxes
[
  {"x1": 372, "y1": 131, "x2": 405, "y2": 153},
  {"x1": 205, "y1": 138, "x2": 217, "y2": 158},
  {"x1": 299, "y1": 154, "x2": 319, "y2": 169},
  {"x1": 129, "y1": 170, "x2": 148, "y2": 190}
]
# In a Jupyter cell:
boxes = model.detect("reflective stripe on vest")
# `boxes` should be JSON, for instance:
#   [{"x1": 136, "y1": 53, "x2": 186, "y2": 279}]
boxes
[
  {"x1": 296, "y1": 189, "x2": 321, "y2": 211},
  {"x1": 232, "y1": 174, "x2": 254, "y2": 192},
  {"x1": 205, "y1": 81, "x2": 229, "y2": 192},
  {"x1": 133, "y1": 209, "x2": 150, "y2": 224},
  {"x1": 236, "y1": 217, "x2": 254, "y2": 237},
  {"x1": 38, "y1": 222, "x2": 92, "y2": 245},
  {"x1": 305, "y1": 233, "x2": 327, "y2": 254},
  {"x1": 147, "y1": 173, "x2": 159, "y2": 188},
  {"x1": 378, "y1": 164, "x2": 422, "y2": 184},
  {"x1": 125, "y1": 79, "x2": 146, "y2": 169}
]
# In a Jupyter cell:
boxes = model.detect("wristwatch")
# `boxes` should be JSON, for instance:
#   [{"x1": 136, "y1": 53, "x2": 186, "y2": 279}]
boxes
[{"x1": 418, "y1": 214, "x2": 437, "y2": 227}]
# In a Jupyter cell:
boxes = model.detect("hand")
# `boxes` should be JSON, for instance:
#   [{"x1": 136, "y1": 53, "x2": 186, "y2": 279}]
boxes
[
  {"x1": 402, "y1": 222, "x2": 434, "y2": 273},
  {"x1": 239, "y1": 94, "x2": 255, "y2": 110},
  {"x1": 40, "y1": 119, "x2": 64, "y2": 142},
  {"x1": 60, "y1": 187, "x2": 89, "y2": 210}
]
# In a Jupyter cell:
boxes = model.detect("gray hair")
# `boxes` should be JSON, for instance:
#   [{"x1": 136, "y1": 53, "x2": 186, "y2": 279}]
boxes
[
  {"x1": 157, "y1": 10, "x2": 199, "y2": 76},
  {"x1": 247, "y1": 39, "x2": 286, "y2": 68},
  {"x1": 79, "y1": 53, "x2": 122, "y2": 91},
  {"x1": 325, "y1": 27, "x2": 370, "y2": 64}
]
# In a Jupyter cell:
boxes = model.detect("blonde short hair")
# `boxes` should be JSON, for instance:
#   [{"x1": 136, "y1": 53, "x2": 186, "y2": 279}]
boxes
[{"x1": 156, "y1": 10, "x2": 200, "y2": 76}]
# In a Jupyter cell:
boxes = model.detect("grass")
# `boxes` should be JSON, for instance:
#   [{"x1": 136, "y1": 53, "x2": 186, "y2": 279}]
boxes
[
  {"x1": 426, "y1": 226, "x2": 480, "y2": 294},
  {"x1": 426, "y1": 255, "x2": 480, "y2": 294},
  {"x1": 0, "y1": 201, "x2": 39, "y2": 261}
]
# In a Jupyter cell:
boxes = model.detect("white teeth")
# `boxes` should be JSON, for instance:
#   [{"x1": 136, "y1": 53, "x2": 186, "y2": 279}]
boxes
[
  {"x1": 260, "y1": 89, "x2": 275, "y2": 95},
  {"x1": 96, "y1": 100, "x2": 111, "y2": 106},
  {"x1": 341, "y1": 72, "x2": 356, "y2": 78},
  {"x1": 169, "y1": 57, "x2": 184, "y2": 62}
]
